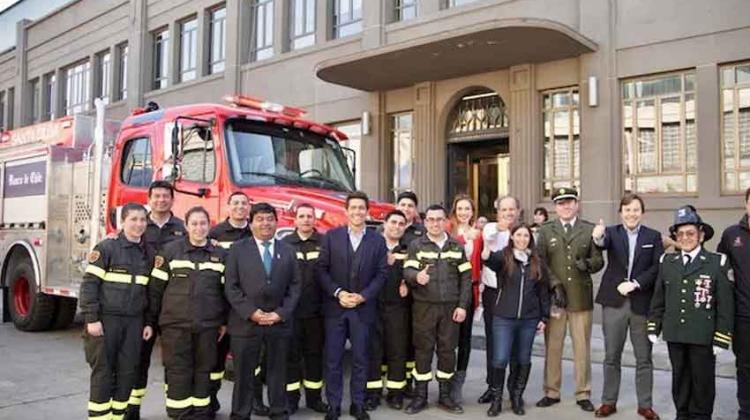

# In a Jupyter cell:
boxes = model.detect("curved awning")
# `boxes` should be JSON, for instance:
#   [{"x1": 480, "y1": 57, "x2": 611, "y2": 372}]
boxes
[{"x1": 316, "y1": 18, "x2": 597, "y2": 92}]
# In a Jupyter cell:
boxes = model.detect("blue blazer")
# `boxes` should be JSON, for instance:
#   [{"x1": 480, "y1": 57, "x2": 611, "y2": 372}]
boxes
[
  {"x1": 594, "y1": 224, "x2": 664, "y2": 316},
  {"x1": 316, "y1": 226, "x2": 388, "y2": 322}
]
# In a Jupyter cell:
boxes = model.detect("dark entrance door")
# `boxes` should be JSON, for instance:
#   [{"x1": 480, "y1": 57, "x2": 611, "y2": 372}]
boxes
[{"x1": 447, "y1": 138, "x2": 509, "y2": 220}]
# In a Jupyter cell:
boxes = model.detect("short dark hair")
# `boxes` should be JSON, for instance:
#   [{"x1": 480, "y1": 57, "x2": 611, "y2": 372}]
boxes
[
  {"x1": 227, "y1": 191, "x2": 249, "y2": 204},
  {"x1": 346, "y1": 191, "x2": 369, "y2": 209},
  {"x1": 745, "y1": 187, "x2": 750, "y2": 204},
  {"x1": 295, "y1": 203, "x2": 315, "y2": 215},
  {"x1": 425, "y1": 204, "x2": 447, "y2": 217},
  {"x1": 385, "y1": 209, "x2": 407, "y2": 222},
  {"x1": 397, "y1": 191, "x2": 418, "y2": 206},
  {"x1": 185, "y1": 206, "x2": 210, "y2": 223},
  {"x1": 533, "y1": 207, "x2": 549, "y2": 221},
  {"x1": 148, "y1": 180, "x2": 174, "y2": 198},
  {"x1": 250, "y1": 202, "x2": 277, "y2": 221},
  {"x1": 619, "y1": 193, "x2": 646, "y2": 213},
  {"x1": 121, "y1": 202, "x2": 147, "y2": 221}
]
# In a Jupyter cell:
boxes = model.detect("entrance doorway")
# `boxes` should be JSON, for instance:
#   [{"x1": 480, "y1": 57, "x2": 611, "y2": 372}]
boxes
[{"x1": 447, "y1": 139, "x2": 509, "y2": 219}]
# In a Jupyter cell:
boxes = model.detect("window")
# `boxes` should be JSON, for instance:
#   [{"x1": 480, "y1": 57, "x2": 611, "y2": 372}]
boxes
[
  {"x1": 543, "y1": 88, "x2": 580, "y2": 198},
  {"x1": 209, "y1": 6, "x2": 226, "y2": 74},
  {"x1": 335, "y1": 121, "x2": 362, "y2": 188},
  {"x1": 42, "y1": 73, "x2": 56, "y2": 121},
  {"x1": 181, "y1": 125, "x2": 216, "y2": 183},
  {"x1": 179, "y1": 18, "x2": 198, "y2": 82},
  {"x1": 333, "y1": 0, "x2": 362, "y2": 38},
  {"x1": 96, "y1": 51, "x2": 111, "y2": 104},
  {"x1": 721, "y1": 62, "x2": 750, "y2": 193},
  {"x1": 64, "y1": 61, "x2": 91, "y2": 116},
  {"x1": 622, "y1": 71, "x2": 697, "y2": 194},
  {"x1": 290, "y1": 0, "x2": 315, "y2": 50},
  {"x1": 0, "y1": 91, "x2": 5, "y2": 131},
  {"x1": 29, "y1": 78, "x2": 40, "y2": 123},
  {"x1": 117, "y1": 44, "x2": 128, "y2": 100},
  {"x1": 121, "y1": 138, "x2": 153, "y2": 187},
  {"x1": 395, "y1": 0, "x2": 416, "y2": 21},
  {"x1": 251, "y1": 0, "x2": 274, "y2": 61},
  {"x1": 153, "y1": 28, "x2": 170, "y2": 90},
  {"x1": 391, "y1": 112, "x2": 413, "y2": 197},
  {"x1": 446, "y1": 0, "x2": 478, "y2": 7}
]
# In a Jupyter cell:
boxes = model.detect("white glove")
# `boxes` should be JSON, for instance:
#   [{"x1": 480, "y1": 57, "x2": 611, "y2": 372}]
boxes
[
  {"x1": 648, "y1": 334, "x2": 659, "y2": 344},
  {"x1": 617, "y1": 281, "x2": 637, "y2": 296},
  {"x1": 713, "y1": 346, "x2": 726, "y2": 356}
]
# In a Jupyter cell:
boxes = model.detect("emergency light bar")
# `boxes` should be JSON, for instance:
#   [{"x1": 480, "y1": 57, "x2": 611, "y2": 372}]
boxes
[{"x1": 223, "y1": 94, "x2": 306, "y2": 119}]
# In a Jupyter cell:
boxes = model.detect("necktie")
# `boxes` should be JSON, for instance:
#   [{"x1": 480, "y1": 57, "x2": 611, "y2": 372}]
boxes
[
  {"x1": 564, "y1": 223, "x2": 571, "y2": 234},
  {"x1": 263, "y1": 241, "x2": 273, "y2": 276},
  {"x1": 683, "y1": 254, "x2": 691, "y2": 266}
]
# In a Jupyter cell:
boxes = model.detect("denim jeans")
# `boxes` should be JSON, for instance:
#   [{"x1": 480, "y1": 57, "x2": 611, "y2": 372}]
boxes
[{"x1": 492, "y1": 316, "x2": 538, "y2": 368}]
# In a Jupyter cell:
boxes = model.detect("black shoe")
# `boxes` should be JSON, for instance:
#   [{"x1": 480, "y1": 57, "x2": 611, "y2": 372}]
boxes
[
  {"x1": 487, "y1": 367, "x2": 505, "y2": 417},
  {"x1": 288, "y1": 401, "x2": 299, "y2": 415},
  {"x1": 209, "y1": 393, "x2": 221, "y2": 415},
  {"x1": 123, "y1": 407, "x2": 140, "y2": 420},
  {"x1": 252, "y1": 399, "x2": 270, "y2": 417},
  {"x1": 477, "y1": 387, "x2": 493, "y2": 404},
  {"x1": 404, "y1": 381, "x2": 428, "y2": 415},
  {"x1": 511, "y1": 363, "x2": 531, "y2": 416},
  {"x1": 437, "y1": 381, "x2": 463, "y2": 414},
  {"x1": 350, "y1": 404, "x2": 371, "y2": 420},
  {"x1": 324, "y1": 406, "x2": 341, "y2": 420},
  {"x1": 577, "y1": 399, "x2": 595, "y2": 412},
  {"x1": 536, "y1": 396, "x2": 561, "y2": 407},
  {"x1": 386, "y1": 392, "x2": 404, "y2": 410},
  {"x1": 306, "y1": 399, "x2": 329, "y2": 413},
  {"x1": 364, "y1": 393, "x2": 380, "y2": 411},
  {"x1": 404, "y1": 379, "x2": 415, "y2": 399}
]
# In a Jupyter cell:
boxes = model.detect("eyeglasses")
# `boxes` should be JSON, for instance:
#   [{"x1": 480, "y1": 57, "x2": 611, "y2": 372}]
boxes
[{"x1": 675, "y1": 230, "x2": 698, "y2": 238}]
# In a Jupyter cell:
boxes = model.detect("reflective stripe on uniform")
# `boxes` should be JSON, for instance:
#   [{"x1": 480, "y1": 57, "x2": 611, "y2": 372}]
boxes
[
  {"x1": 165, "y1": 396, "x2": 193, "y2": 409},
  {"x1": 111, "y1": 415, "x2": 124, "y2": 420},
  {"x1": 131, "y1": 388, "x2": 146, "y2": 397},
  {"x1": 366, "y1": 379, "x2": 383, "y2": 389},
  {"x1": 412, "y1": 369, "x2": 432, "y2": 381},
  {"x1": 192, "y1": 396, "x2": 211, "y2": 407},
  {"x1": 89, "y1": 414, "x2": 112, "y2": 420},
  {"x1": 716, "y1": 331, "x2": 732, "y2": 341},
  {"x1": 380, "y1": 364, "x2": 388, "y2": 373},
  {"x1": 393, "y1": 253, "x2": 407, "y2": 260},
  {"x1": 254, "y1": 366, "x2": 262, "y2": 376},
  {"x1": 287, "y1": 381, "x2": 301, "y2": 391},
  {"x1": 169, "y1": 260, "x2": 195, "y2": 270},
  {"x1": 458, "y1": 262, "x2": 472, "y2": 273},
  {"x1": 210, "y1": 371, "x2": 225, "y2": 381},
  {"x1": 306, "y1": 251, "x2": 320, "y2": 260},
  {"x1": 111, "y1": 400, "x2": 128, "y2": 411},
  {"x1": 198, "y1": 262, "x2": 225, "y2": 273},
  {"x1": 303, "y1": 379, "x2": 323, "y2": 389},
  {"x1": 134, "y1": 275, "x2": 149, "y2": 285},
  {"x1": 416, "y1": 251, "x2": 439, "y2": 260},
  {"x1": 436, "y1": 370, "x2": 454, "y2": 380},
  {"x1": 151, "y1": 267, "x2": 169, "y2": 281},
  {"x1": 296, "y1": 252, "x2": 305, "y2": 260},
  {"x1": 88, "y1": 400, "x2": 112, "y2": 412},
  {"x1": 386, "y1": 380, "x2": 407, "y2": 389},
  {"x1": 218, "y1": 241, "x2": 233, "y2": 249},
  {"x1": 102, "y1": 272, "x2": 149, "y2": 285},
  {"x1": 405, "y1": 361, "x2": 415, "y2": 369},
  {"x1": 403, "y1": 260, "x2": 420, "y2": 269},
  {"x1": 441, "y1": 251, "x2": 462, "y2": 259},
  {"x1": 85, "y1": 265, "x2": 107, "y2": 280}
]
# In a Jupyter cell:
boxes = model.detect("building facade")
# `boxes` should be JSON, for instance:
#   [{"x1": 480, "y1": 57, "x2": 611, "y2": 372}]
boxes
[{"x1": 1, "y1": 0, "x2": 750, "y2": 239}]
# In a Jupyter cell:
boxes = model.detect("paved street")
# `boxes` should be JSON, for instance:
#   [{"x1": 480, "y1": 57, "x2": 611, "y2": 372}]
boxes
[{"x1": 0, "y1": 313, "x2": 740, "y2": 420}]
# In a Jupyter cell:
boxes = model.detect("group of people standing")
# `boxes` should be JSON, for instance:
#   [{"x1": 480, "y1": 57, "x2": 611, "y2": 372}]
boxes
[{"x1": 79, "y1": 179, "x2": 748, "y2": 420}]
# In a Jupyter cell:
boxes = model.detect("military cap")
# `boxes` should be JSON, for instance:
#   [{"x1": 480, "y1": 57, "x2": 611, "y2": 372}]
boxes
[
  {"x1": 552, "y1": 187, "x2": 579, "y2": 202},
  {"x1": 668, "y1": 205, "x2": 714, "y2": 242}
]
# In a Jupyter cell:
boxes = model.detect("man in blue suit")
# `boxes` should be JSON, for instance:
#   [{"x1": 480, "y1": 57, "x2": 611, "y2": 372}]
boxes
[
  {"x1": 317, "y1": 191, "x2": 388, "y2": 420},
  {"x1": 592, "y1": 193, "x2": 663, "y2": 420}
]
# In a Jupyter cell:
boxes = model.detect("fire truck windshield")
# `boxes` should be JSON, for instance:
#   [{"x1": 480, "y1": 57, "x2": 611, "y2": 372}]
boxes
[{"x1": 224, "y1": 119, "x2": 355, "y2": 192}]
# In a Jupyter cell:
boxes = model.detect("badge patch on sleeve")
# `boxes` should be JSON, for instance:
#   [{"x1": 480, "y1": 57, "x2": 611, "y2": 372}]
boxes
[
  {"x1": 87, "y1": 250, "x2": 101, "y2": 263},
  {"x1": 154, "y1": 256, "x2": 165, "y2": 269}
]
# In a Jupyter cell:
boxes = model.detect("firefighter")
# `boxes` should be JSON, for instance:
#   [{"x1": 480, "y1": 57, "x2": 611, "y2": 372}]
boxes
[
  {"x1": 283, "y1": 203, "x2": 329, "y2": 414},
  {"x1": 147, "y1": 206, "x2": 228, "y2": 420},
  {"x1": 403, "y1": 204, "x2": 472, "y2": 415},
  {"x1": 648, "y1": 205, "x2": 734, "y2": 420},
  {"x1": 365, "y1": 209, "x2": 412, "y2": 411},
  {"x1": 207, "y1": 191, "x2": 258, "y2": 416},
  {"x1": 127, "y1": 180, "x2": 186, "y2": 420},
  {"x1": 80, "y1": 203, "x2": 153, "y2": 420}
]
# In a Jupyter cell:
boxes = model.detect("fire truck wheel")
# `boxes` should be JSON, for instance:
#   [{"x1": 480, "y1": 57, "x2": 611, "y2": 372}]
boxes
[
  {"x1": 7, "y1": 259, "x2": 56, "y2": 331},
  {"x1": 50, "y1": 297, "x2": 78, "y2": 330}
]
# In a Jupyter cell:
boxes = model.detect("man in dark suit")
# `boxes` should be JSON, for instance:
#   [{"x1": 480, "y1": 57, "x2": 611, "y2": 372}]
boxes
[
  {"x1": 225, "y1": 203, "x2": 301, "y2": 420},
  {"x1": 592, "y1": 193, "x2": 663, "y2": 420},
  {"x1": 317, "y1": 191, "x2": 388, "y2": 420}
]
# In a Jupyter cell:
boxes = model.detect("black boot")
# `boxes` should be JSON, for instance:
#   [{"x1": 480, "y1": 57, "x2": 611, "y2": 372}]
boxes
[
  {"x1": 478, "y1": 387, "x2": 493, "y2": 404},
  {"x1": 364, "y1": 390, "x2": 381, "y2": 411},
  {"x1": 385, "y1": 390, "x2": 404, "y2": 410},
  {"x1": 305, "y1": 389, "x2": 329, "y2": 413},
  {"x1": 450, "y1": 370, "x2": 467, "y2": 404},
  {"x1": 487, "y1": 367, "x2": 505, "y2": 417},
  {"x1": 404, "y1": 378, "x2": 415, "y2": 399},
  {"x1": 438, "y1": 380, "x2": 464, "y2": 414},
  {"x1": 511, "y1": 364, "x2": 531, "y2": 415},
  {"x1": 404, "y1": 381, "x2": 428, "y2": 414},
  {"x1": 287, "y1": 390, "x2": 300, "y2": 415},
  {"x1": 506, "y1": 362, "x2": 519, "y2": 397},
  {"x1": 252, "y1": 386, "x2": 270, "y2": 417},
  {"x1": 123, "y1": 407, "x2": 140, "y2": 420},
  {"x1": 209, "y1": 392, "x2": 220, "y2": 417}
]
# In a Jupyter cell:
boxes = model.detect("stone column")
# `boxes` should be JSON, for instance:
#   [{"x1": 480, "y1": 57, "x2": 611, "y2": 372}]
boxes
[
  {"x1": 363, "y1": 91, "x2": 391, "y2": 201},
  {"x1": 127, "y1": 0, "x2": 147, "y2": 109},
  {"x1": 695, "y1": 63, "x2": 721, "y2": 201},
  {"x1": 509, "y1": 64, "x2": 540, "y2": 215},
  {"x1": 224, "y1": 0, "x2": 244, "y2": 94},
  {"x1": 13, "y1": 19, "x2": 31, "y2": 128},
  {"x1": 418, "y1": 0, "x2": 442, "y2": 16},
  {"x1": 273, "y1": 0, "x2": 290, "y2": 55},
  {"x1": 412, "y1": 81, "x2": 444, "y2": 206},
  {"x1": 362, "y1": 0, "x2": 385, "y2": 49},
  {"x1": 315, "y1": 0, "x2": 331, "y2": 43}
]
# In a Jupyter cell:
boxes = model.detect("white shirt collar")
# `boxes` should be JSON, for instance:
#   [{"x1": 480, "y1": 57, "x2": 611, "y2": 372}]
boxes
[
  {"x1": 255, "y1": 237, "x2": 275, "y2": 255},
  {"x1": 561, "y1": 217, "x2": 577, "y2": 228},
  {"x1": 682, "y1": 245, "x2": 701, "y2": 261}
]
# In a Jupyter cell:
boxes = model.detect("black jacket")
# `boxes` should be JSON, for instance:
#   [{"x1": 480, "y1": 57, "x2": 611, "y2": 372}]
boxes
[
  {"x1": 79, "y1": 233, "x2": 151, "y2": 323},
  {"x1": 485, "y1": 251, "x2": 550, "y2": 322},
  {"x1": 595, "y1": 224, "x2": 664, "y2": 316},
  {"x1": 147, "y1": 238, "x2": 228, "y2": 330},
  {"x1": 224, "y1": 237, "x2": 301, "y2": 336},
  {"x1": 380, "y1": 242, "x2": 410, "y2": 306},
  {"x1": 403, "y1": 234, "x2": 472, "y2": 309},
  {"x1": 283, "y1": 230, "x2": 324, "y2": 318},
  {"x1": 717, "y1": 215, "x2": 750, "y2": 319},
  {"x1": 209, "y1": 219, "x2": 252, "y2": 249},
  {"x1": 144, "y1": 212, "x2": 186, "y2": 262}
]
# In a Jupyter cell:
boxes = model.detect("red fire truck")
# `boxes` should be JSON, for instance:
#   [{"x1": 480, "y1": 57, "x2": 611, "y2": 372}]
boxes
[{"x1": 0, "y1": 95, "x2": 392, "y2": 331}]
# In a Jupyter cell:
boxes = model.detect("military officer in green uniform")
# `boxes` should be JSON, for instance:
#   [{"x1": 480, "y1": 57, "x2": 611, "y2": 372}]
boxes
[
  {"x1": 648, "y1": 205, "x2": 734, "y2": 420},
  {"x1": 535, "y1": 187, "x2": 603, "y2": 412}
]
